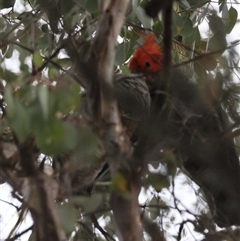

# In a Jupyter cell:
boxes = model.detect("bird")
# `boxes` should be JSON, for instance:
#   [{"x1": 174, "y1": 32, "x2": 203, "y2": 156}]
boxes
[
  {"x1": 128, "y1": 33, "x2": 240, "y2": 227},
  {"x1": 113, "y1": 73, "x2": 151, "y2": 138},
  {"x1": 69, "y1": 69, "x2": 151, "y2": 195}
]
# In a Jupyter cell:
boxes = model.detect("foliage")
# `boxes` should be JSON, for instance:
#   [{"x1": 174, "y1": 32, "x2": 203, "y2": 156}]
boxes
[{"x1": 0, "y1": 0, "x2": 240, "y2": 240}]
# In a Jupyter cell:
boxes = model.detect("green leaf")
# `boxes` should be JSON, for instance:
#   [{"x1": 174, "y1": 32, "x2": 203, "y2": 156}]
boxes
[
  {"x1": 0, "y1": 67, "x2": 18, "y2": 83},
  {"x1": 148, "y1": 197, "x2": 160, "y2": 220},
  {"x1": 63, "y1": 13, "x2": 80, "y2": 32},
  {"x1": 0, "y1": 0, "x2": 16, "y2": 9},
  {"x1": 163, "y1": 151, "x2": 177, "y2": 176},
  {"x1": 221, "y1": 3, "x2": 228, "y2": 21},
  {"x1": 225, "y1": 7, "x2": 238, "y2": 34},
  {"x1": 198, "y1": 55, "x2": 217, "y2": 71},
  {"x1": 208, "y1": 32, "x2": 227, "y2": 53},
  {"x1": 48, "y1": 67, "x2": 59, "y2": 80},
  {"x1": 152, "y1": 21, "x2": 163, "y2": 35},
  {"x1": 56, "y1": 58, "x2": 72, "y2": 68},
  {"x1": 186, "y1": 0, "x2": 207, "y2": 8},
  {"x1": 33, "y1": 115, "x2": 79, "y2": 155},
  {"x1": 77, "y1": 127, "x2": 98, "y2": 160},
  {"x1": 132, "y1": 0, "x2": 139, "y2": 9},
  {"x1": 20, "y1": 63, "x2": 30, "y2": 73},
  {"x1": 0, "y1": 17, "x2": 7, "y2": 33},
  {"x1": 181, "y1": 0, "x2": 191, "y2": 8},
  {"x1": 4, "y1": 89, "x2": 31, "y2": 142},
  {"x1": 146, "y1": 173, "x2": 170, "y2": 192},
  {"x1": 5, "y1": 45, "x2": 14, "y2": 59},
  {"x1": 81, "y1": 0, "x2": 98, "y2": 13},
  {"x1": 135, "y1": 6, "x2": 152, "y2": 29},
  {"x1": 33, "y1": 51, "x2": 43, "y2": 68},
  {"x1": 34, "y1": 118, "x2": 64, "y2": 154},
  {"x1": 208, "y1": 14, "x2": 226, "y2": 35},
  {"x1": 184, "y1": 26, "x2": 201, "y2": 48},
  {"x1": 4, "y1": 86, "x2": 15, "y2": 118},
  {"x1": 180, "y1": 17, "x2": 193, "y2": 37},
  {"x1": 69, "y1": 193, "x2": 103, "y2": 213},
  {"x1": 197, "y1": 6, "x2": 208, "y2": 23},
  {"x1": 172, "y1": 11, "x2": 183, "y2": 37},
  {"x1": 60, "y1": 122, "x2": 79, "y2": 151},
  {"x1": 147, "y1": 196, "x2": 169, "y2": 220},
  {"x1": 60, "y1": 0, "x2": 76, "y2": 15},
  {"x1": 115, "y1": 41, "x2": 130, "y2": 66},
  {"x1": 172, "y1": 12, "x2": 193, "y2": 37},
  {"x1": 38, "y1": 85, "x2": 49, "y2": 120},
  {"x1": 56, "y1": 203, "x2": 77, "y2": 235},
  {"x1": 55, "y1": 81, "x2": 81, "y2": 113}
]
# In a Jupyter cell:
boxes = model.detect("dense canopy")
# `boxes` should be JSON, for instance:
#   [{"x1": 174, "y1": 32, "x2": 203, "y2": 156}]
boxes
[{"x1": 0, "y1": 0, "x2": 240, "y2": 240}]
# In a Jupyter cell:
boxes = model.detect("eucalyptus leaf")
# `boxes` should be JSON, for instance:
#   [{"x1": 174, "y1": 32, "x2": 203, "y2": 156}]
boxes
[
  {"x1": 184, "y1": 26, "x2": 201, "y2": 48},
  {"x1": 0, "y1": 0, "x2": 16, "y2": 9},
  {"x1": 56, "y1": 203, "x2": 77, "y2": 235},
  {"x1": 208, "y1": 32, "x2": 227, "y2": 53},
  {"x1": 146, "y1": 173, "x2": 170, "y2": 192},
  {"x1": 115, "y1": 42, "x2": 130, "y2": 66},
  {"x1": 135, "y1": 6, "x2": 152, "y2": 29},
  {"x1": 69, "y1": 193, "x2": 103, "y2": 213},
  {"x1": 81, "y1": 0, "x2": 98, "y2": 13},
  {"x1": 187, "y1": 0, "x2": 207, "y2": 8},
  {"x1": 225, "y1": 7, "x2": 238, "y2": 34},
  {"x1": 172, "y1": 11, "x2": 183, "y2": 36},
  {"x1": 172, "y1": 12, "x2": 193, "y2": 37},
  {"x1": 179, "y1": 16, "x2": 193, "y2": 37},
  {"x1": 221, "y1": 3, "x2": 228, "y2": 22},
  {"x1": 208, "y1": 14, "x2": 226, "y2": 35},
  {"x1": 48, "y1": 67, "x2": 59, "y2": 80},
  {"x1": 5, "y1": 45, "x2": 14, "y2": 59},
  {"x1": 0, "y1": 67, "x2": 18, "y2": 83},
  {"x1": 33, "y1": 51, "x2": 43, "y2": 68},
  {"x1": 12, "y1": 106, "x2": 31, "y2": 142},
  {"x1": 38, "y1": 85, "x2": 49, "y2": 120}
]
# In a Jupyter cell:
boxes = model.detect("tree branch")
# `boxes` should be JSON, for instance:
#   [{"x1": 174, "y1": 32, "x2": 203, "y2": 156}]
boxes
[{"x1": 82, "y1": 0, "x2": 143, "y2": 240}]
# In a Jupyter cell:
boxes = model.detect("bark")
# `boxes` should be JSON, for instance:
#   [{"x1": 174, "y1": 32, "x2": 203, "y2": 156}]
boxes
[
  {"x1": 1, "y1": 140, "x2": 66, "y2": 241},
  {"x1": 82, "y1": 0, "x2": 144, "y2": 240}
]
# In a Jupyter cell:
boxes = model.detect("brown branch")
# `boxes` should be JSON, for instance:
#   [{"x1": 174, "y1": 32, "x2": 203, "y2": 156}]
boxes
[
  {"x1": 0, "y1": 39, "x2": 34, "y2": 53},
  {"x1": 7, "y1": 225, "x2": 33, "y2": 241},
  {"x1": 1, "y1": 137, "x2": 66, "y2": 241},
  {"x1": 21, "y1": 175, "x2": 65, "y2": 241},
  {"x1": 0, "y1": 199, "x2": 21, "y2": 211},
  {"x1": 177, "y1": 220, "x2": 197, "y2": 241},
  {"x1": 90, "y1": 214, "x2": 115, "y2": 241},
  {"x1": 223, "y1": 128, "x2": 240, "y2": 139},
  {"x1": 6, "y1": 207, "x2": 27, "y2": 240},
  {"x1": 81, "y1": 0, "x2": 143, "y2": 240},
  {"x1": 221, "y1": 121, "x2": 240, "y2": 139},
  {"x1": 110, "y1": 167, "x2": 142, "y2": 241}
]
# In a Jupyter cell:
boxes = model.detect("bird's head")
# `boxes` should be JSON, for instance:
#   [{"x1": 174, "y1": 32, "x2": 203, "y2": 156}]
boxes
[{"x1": 129, "y1": 33, "x2": 163, "y2": 79}]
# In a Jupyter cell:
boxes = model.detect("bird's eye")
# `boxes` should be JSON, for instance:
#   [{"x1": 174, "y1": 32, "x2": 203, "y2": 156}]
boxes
[{"x1": 145, "y1": 61, "x2": 151, "y2": 68}]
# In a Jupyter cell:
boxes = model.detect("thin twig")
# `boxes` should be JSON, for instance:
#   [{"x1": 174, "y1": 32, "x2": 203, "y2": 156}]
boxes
[
  {"x1": 90, "y1": 214, "x2": 115, "y2": 241},
  {"x1": 174, "y1": 43, "x2": 240, "y2": 68},
  {"x1": 0, "y1": 199, "x2": 21, "y2": 211},
  {"x1": 7, "y1": 225, "x2": 33, "y2": 241}
]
